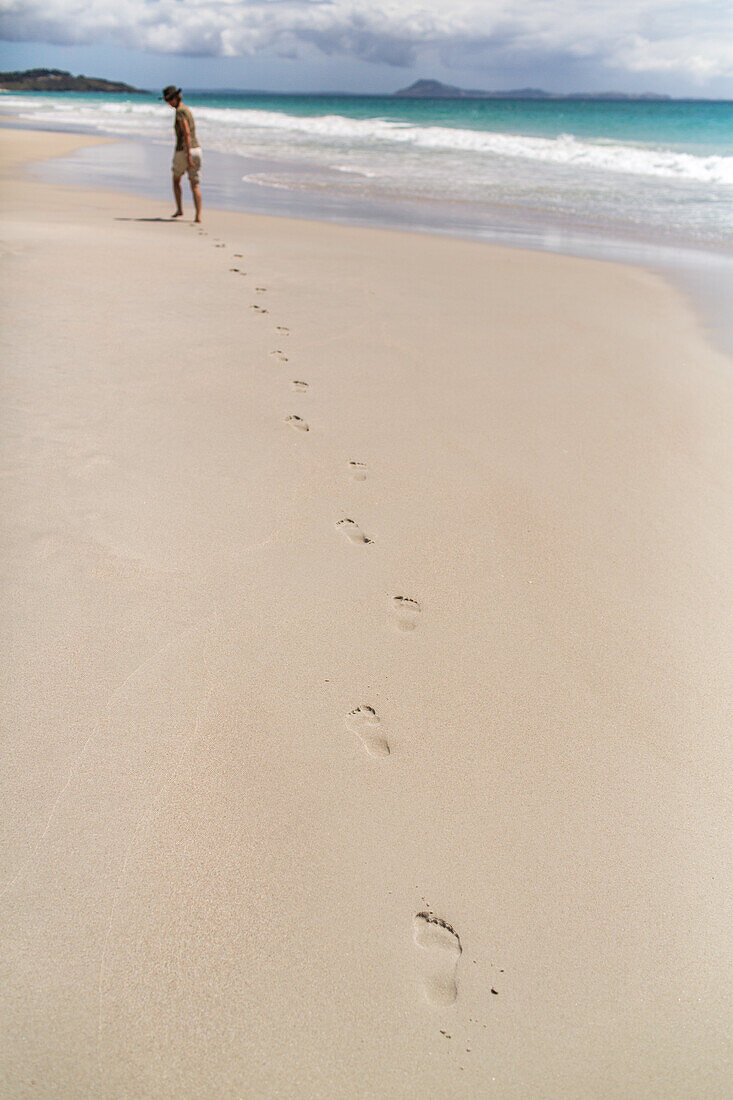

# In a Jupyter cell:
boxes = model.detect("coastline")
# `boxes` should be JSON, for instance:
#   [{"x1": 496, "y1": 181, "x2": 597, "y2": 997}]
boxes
[
  {"x1": 7, "y1": 115, "x2": 733, "y2": 355},
  {"x1": 2, "y1": 127, "x2": 731, "y2": 1098}
]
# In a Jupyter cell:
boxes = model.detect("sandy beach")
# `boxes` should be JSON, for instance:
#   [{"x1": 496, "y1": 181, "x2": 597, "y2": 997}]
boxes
[{"x1": 1, "y1": 127, "x2": 731, "y2": 1097}]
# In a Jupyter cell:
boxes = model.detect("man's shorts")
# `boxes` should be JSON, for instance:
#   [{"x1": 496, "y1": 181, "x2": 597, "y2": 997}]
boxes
[{"x1": 172, "y1": 148, "x2": 202, "y2": 184}]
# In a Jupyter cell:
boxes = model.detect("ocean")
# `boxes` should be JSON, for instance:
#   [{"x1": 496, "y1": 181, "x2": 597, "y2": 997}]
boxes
[{"x1": 3, "y1": 90, "x2": 732, "y2": 244}]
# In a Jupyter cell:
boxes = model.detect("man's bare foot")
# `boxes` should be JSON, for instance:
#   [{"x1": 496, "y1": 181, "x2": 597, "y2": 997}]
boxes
[
  {"x1": 171, "y1": 210, "x2": 183, "y2": 218},
  {"x1": 194, "y1": 217, "x2": 202, "y2": 223}
]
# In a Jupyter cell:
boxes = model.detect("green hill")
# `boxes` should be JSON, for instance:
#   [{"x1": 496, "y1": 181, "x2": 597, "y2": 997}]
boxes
[{"x1": 0, "y1": 68, "x2": 148, "y2": 93}]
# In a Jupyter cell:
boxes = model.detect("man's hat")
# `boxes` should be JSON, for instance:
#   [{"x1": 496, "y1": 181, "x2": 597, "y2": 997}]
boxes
[{"x1": 161, "y1": 85, "x2": 181, "y2": 101}]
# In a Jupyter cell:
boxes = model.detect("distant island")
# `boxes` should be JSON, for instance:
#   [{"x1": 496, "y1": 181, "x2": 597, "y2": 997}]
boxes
[
  {"x1": 396, "y1": 79, "x2": 671, "y2": 101},
  {"x1": 0, "y1": 68, "x2": 148, "y2": 94}
]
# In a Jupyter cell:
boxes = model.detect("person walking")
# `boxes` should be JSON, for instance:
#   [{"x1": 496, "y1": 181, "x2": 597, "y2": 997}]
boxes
[{"x1": 162, "y1": 86, "x2": 202, "y2": 223}]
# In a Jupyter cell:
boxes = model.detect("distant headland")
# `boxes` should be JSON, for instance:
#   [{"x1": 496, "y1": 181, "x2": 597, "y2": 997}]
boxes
[
  {"x1": 0, "y1": 69, "x2": 148, "y2": 94},
  {"x1": 0, "y1": 70, "x2": 675, "y2": 100},
  {"x1": 395, "y1": 79, "x2": 671, "y2": 101}
]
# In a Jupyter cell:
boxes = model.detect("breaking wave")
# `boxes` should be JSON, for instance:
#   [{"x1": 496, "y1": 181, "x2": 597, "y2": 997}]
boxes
[{"x1": 4, "y1": 94, "x2": 732, "y2": 184}]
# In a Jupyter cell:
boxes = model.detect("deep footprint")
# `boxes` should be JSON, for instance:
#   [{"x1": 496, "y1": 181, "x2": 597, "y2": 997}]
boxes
[
  {"x1": 349, "y1": 461, "x2": 368, "y2": 481},
  {"x1": 345, "y1": 706, "x2": 389, "y2": 757},
  {"x1": 285, "y1": 415, "x2": 309, "y2": 432},
  {"x1": 250, "y1": 304, "x2": 268, "y2": 313},
  {"x1": 413, "y1": 913, "x2": 462, "y2": 1006},
  {"x1": 337, "y1": 518, "x2": 372, "y2": 545},
  {"x1": 292, "y1": 380, "x2": 309, "y2": 392},
  {"x1": 270, "y1": 350, "x2": 289, "y2": 363},
  {"x1": 392, "y1": 596, "x2": 421, "y2": 631}
]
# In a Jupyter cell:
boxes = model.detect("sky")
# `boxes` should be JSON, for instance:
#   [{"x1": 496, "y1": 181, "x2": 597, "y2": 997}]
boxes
[{"x1": 1, "y1": 0, "x2": 732, "y2": 98}]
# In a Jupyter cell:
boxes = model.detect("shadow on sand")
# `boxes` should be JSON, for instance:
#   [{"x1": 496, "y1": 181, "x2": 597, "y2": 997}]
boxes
[{"x1": 114, "y1": 217, "x2": 182, "y2": 223}]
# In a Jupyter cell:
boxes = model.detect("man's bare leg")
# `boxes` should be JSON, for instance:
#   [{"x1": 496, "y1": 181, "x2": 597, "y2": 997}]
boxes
[
  {"x1": 190, "y1": 180, "x2": 202, "y2": 223},
  {"x1": 171, "y1": 174, "x2": 183, "y2": 218}
]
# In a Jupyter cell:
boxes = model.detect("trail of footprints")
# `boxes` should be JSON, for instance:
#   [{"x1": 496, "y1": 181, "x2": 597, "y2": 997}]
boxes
[{"x1": 206, "y1": 230, "x2": 463, "y2": 1016}]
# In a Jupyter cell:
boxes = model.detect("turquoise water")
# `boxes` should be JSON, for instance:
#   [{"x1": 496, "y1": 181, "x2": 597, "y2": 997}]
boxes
[
  {"x1": 7, "y1": 89, "x2": 733, "y2": 151},
  {"x1": 186, "y1": 92, "x2": 733, "y2": 155},
  {"x1": 3, "y1": 90, "x2": 732, "y2": 243}
]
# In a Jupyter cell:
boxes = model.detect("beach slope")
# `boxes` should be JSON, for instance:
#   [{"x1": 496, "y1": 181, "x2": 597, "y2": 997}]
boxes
[{"x1": 1, "y1": 128, "x2": 731, "y2": 1098}]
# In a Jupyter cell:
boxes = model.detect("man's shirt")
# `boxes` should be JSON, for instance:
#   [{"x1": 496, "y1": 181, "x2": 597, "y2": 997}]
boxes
[{"x1": 174, "y1": 105, "x2": 198, "y2": 151}]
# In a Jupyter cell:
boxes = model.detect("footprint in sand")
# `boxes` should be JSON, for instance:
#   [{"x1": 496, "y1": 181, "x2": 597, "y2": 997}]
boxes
[
  {"x1": 270, "y1": 349, "x2": 289, "y2": 363},
  {"x1": 276, "y1": 326, "x2": 290, "y2": 335},
  {"x1": 292, "y1": 380, "x2": 309, "y2": 393},
  {"x1": 285, "y1": 415, "x2": 309, "y2": 432},
  {"x1": 251, "y1": 304, "x2": 268, "y2": 313},
  {"x1": 214, "y1": 243, "x2": 225, "y2": 248},
  {"x1": 337, "y1": 518, "x2": 372, "y2": 545},
  {"x1": 255, "y1": 287, "x2": 267, "y2": 293},
  {"x1": 413, "y1": 913, "x2": 462, "y2": 1007},
  {"x1": 230, "y1": 267, "x2": 242, "y2": 273},
  {"x1": 345, "y1": 706, "x2": 389, "y2": 757},
  {"x1": 233, "y1": 253, "x2": 243, "y2": 258},
  {"x1": 392, "y1": 596, "x2": 421, "y2": 631},
  {"x1": 349, "y1": 461, "x2": 368, "y2": 481}
]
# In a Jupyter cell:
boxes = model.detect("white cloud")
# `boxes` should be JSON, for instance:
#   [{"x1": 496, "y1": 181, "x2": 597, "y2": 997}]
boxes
[{"x1": 1, "y1": 0, "x2": 732, "y2": 83}]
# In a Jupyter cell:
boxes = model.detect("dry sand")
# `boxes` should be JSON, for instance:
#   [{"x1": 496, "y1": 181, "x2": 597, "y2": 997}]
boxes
[{"x1": 1, "y1": 127, "x2": 731, "y2": 1098}]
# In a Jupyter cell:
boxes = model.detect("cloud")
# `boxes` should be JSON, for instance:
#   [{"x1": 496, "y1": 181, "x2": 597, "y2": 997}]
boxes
[{"x1": 1, "y1": 0, "x2": 731, "y2": 83}]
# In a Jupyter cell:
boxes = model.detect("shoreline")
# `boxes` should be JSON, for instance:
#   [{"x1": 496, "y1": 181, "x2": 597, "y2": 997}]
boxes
[
  {"x1": 4, "y1": 116, "x2": 733, "y2": 355},
  {"x1": 2, "y1": 127, "x2": 731, "y2": 1097}
]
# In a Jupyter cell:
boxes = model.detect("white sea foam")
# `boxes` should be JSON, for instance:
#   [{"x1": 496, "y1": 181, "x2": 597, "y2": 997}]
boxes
[
  {"x1": 241, "y1": 173, "x2": 300, "y2": 191},
  {"x1": 4, "y1": 95, "x2": 732, "y2": 185},
  {"x1": 331, "y1": 164, "x2": 377, "y2": 177},
  {"x1": 198, "y1": 106, "x2": 733, "y2": 184}
]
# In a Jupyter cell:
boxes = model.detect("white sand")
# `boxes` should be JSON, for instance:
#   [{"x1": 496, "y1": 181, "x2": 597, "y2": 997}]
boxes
[{"x1": 1, "y1": 128, "x2": 731, "y2": 1098}]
